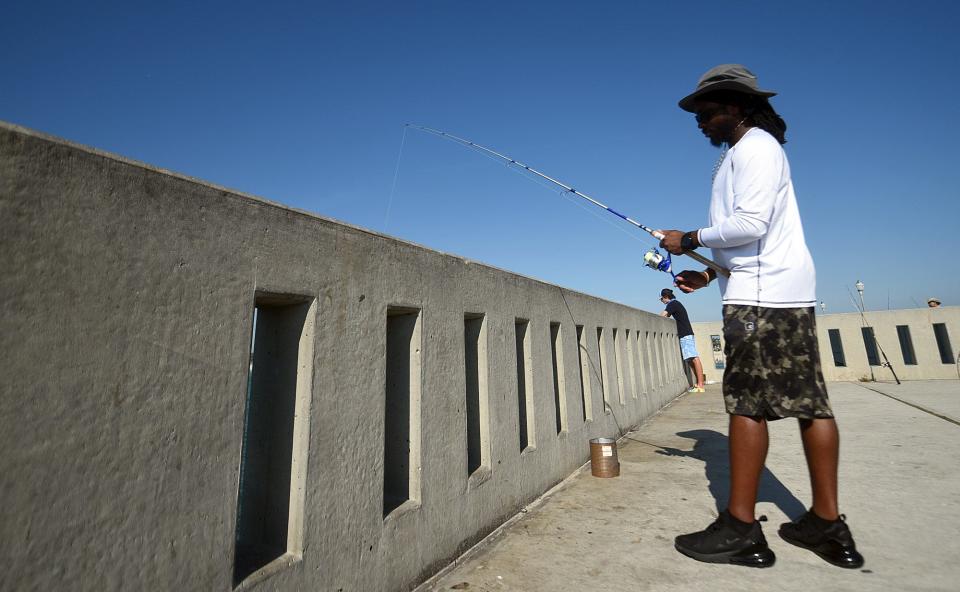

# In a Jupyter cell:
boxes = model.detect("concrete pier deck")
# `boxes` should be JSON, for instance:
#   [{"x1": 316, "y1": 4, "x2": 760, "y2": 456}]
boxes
[{"x1": 417, "y1": 380, "x2": 960, "y2": 592}]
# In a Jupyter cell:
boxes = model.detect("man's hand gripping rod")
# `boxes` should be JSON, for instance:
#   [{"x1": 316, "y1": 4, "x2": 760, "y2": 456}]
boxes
[
  {"x1": 649, "y1": 231, "x2": 729, "y2": 278},
  {"x1": 408, "y1": 124, "x2": 730, "y2": 278}
]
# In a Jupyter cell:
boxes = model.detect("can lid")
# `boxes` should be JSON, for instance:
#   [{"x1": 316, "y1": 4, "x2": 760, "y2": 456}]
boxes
[{"x1": 590, "y1": 437, "x2": 615, "y2": 444}]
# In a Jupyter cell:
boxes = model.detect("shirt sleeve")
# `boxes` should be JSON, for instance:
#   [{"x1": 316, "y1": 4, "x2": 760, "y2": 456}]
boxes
[
  {"x1": 664, "y1": 301, "x2": 676, "y2": 317},
  {"x1": 698, "y1": 138, "x2": 782, "y2": 248}
]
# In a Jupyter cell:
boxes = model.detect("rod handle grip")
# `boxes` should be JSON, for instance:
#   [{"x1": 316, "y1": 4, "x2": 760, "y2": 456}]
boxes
[{"x1": 685, "y1": 250, "x2": 731, "y2": 278}]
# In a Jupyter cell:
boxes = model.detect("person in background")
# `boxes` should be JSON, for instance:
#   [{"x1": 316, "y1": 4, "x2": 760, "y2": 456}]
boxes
[
  {"x1": 657, "y1": 64, "x2": 864, "y2": 569},
  {"x1": 927, "y1": 297, "x2": 941, "y2": 308},
  {"x1": 659, "y1": 288, "x2": 705, "y2": 393}
]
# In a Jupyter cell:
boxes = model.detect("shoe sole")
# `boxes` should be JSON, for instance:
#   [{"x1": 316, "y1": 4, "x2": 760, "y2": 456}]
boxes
[
  {"x1": 674, "y1": 541, "x2": 776, "y2": 568},
  {"x1": 778, "y1": 531, "x2": 864, "y2": 569}
]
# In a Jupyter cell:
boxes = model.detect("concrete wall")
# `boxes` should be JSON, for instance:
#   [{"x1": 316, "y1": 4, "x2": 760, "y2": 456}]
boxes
[
  {"x1": 0, "y1": 121, "x2": 689, "y2": 592},
  {"x1": 692, "y1": 307, "x2": 960, "y2": 384}
]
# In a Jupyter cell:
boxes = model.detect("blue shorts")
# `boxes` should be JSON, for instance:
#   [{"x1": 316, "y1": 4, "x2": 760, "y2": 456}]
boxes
[{"x1": 679, "y1": 335, "x2": 699, "y2": 360}]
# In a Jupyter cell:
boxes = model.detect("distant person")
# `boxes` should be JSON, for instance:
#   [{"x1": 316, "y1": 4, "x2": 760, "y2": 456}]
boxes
[
  {"x1": 927, "y1": 297, "x2": 941, "y2": 308},
  {"x1": 657, "y1": 64, "x2": 864, "y2": 569},
  {"x1": 659, "y1": 288, "x2": 705, "y2": 393}
]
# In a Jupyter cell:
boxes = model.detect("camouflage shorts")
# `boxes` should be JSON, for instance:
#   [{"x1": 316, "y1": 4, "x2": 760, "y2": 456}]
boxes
[{"x1": 722, "y1": 305, "x2": 833, "y2": 420}]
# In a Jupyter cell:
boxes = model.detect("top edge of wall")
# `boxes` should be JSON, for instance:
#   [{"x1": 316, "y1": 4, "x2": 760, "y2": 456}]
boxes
[{"x1": 1, "y1": 119, "x2": 659, "y2": 318}]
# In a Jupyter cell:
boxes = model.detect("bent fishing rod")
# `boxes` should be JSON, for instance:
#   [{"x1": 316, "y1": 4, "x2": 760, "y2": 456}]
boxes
[{"x1": 407, "y1": 124, "x2": 729, "y2": 278}]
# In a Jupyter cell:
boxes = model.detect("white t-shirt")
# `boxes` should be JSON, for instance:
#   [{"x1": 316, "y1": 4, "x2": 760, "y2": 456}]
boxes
[{"x1": 697, "y1": 127, "x2": 817, "y2": 308}]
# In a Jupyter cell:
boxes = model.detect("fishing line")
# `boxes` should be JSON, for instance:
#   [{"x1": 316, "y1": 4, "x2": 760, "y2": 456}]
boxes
[
  {"x1": 497, "y1": 139, "x2": 689, "y2": 279},
  {"x1": 845, "y1": 284, "x2": 901, "y2": 384},
  {"x1": 384, "y1": 125, "x2": 409, "y2": 230},
  {"x1": 558, "y1": 189, "x2": 655, "y2": 246},
  {"x1": 558, "y1": 286, "x2": 628, "y2": 438},
  {"x1": 462, "y1": 137, "x2": 671, "y2": 273},
  {"x1": 407, "y1": 124, "x2": 730, "y2": 278},
  {"x1": 409, "y1": 124, "x2": 679, "y2": 276},
  {"x1": 455, "y1": 141, "x2": 653, "y2": 247}
]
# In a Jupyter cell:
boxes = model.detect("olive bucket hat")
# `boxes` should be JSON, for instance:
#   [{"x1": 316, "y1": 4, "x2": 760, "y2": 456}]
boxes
[{"x1": 678, "y1": 64, "x2": 777, "y2": 112}]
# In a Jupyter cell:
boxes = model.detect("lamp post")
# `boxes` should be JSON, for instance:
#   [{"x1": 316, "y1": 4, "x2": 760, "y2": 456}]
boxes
[{"x1": 855, "y1": 280, "x2": 865, "y2": 313}]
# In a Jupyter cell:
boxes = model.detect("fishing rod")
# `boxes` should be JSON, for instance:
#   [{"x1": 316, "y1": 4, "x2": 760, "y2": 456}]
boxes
[
  {"x1": 407, "y1": 124, "x2": 730, "y2": 278},
  {"x1": 846, "y1": 284, "x2": 900, "y2": 384}
]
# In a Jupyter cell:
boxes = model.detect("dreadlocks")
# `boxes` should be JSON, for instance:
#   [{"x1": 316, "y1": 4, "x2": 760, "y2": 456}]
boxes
[
  {"x1": 745, "y1": 99, "x2": 787, "y2": 145},
  {"x1": 703, "y1": 90, "x2": 788, "y2": 145}
]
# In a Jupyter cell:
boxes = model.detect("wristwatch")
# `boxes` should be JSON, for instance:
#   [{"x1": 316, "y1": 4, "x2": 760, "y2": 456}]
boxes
[{"x1": 680, "y1": 231, "x2": 698, "y2": 251}]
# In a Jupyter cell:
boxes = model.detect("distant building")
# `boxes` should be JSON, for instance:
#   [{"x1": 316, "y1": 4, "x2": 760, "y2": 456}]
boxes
[{"x1": 693, "y1": 307, "x2": 959, "y2": 383}]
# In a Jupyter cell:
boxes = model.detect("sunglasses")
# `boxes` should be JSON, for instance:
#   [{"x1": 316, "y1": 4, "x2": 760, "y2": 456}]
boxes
[{"x1": 694, "y1": 108, "x2": 723, "y2": 124}]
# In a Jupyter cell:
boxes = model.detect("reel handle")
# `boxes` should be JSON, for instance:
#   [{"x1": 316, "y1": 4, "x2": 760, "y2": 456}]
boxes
[{"x1": 650, "y1": 231, "x2": 731, "y2": 278}]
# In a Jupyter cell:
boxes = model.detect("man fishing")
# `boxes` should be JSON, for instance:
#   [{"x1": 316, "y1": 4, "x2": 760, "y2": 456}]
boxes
[
  {"x1": 659, "y1": 288, "x2": 705, "y2": 393},
  {"x1": 656, "y1": 64, "x2": 864, "y2": 569}
]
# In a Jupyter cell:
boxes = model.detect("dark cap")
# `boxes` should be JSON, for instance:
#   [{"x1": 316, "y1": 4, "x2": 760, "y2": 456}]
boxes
[
  {"x1": 660, "y1": 288, "x2": 674, "y2": 299},
  {"x1": 678, "y1": 64, "x2": 777, "y2": 112}
]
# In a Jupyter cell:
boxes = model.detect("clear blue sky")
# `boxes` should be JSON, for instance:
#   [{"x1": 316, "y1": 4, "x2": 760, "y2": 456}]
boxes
[{"x1": 4, "y1": 1, "x2": 959, "y2": 321}]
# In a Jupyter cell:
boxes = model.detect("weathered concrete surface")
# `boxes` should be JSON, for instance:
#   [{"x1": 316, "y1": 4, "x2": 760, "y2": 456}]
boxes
[
  {"x1": 0, "y1": 121, "x2": 690, "y2": 591},
  {"x1": 854, "y1": 380, "x2": 960, "y2": 424},
  {"x1": 419, "y1": 380, "x2": 960, "y2": 592}
]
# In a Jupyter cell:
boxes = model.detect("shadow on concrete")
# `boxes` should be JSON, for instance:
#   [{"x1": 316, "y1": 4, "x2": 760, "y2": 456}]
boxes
[{"x1": 646, "y1": 429, "x2": 807, "y2": 520}]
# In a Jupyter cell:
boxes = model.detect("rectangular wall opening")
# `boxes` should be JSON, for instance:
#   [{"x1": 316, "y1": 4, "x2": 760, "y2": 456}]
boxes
[
  {"x1": 861, "y1": 327, "x2": 880, "y2": 366},
  {"x1": 828, "y1": 329, "x2": 846, "y2": 367},
  {"x1": 384, "y1": 307, "x2": 422, "y2": 517},
  {"x1": 515, "y1": 319, "x2": 535, "y2": 451},
  {"x1": 674, "y1": 333, "x2": 683, "y2": 376},
  {"x1": 665, "y1": 333, "x2": 680, "y2": 386},
  {"x1": 625, "y1": 329, "x2": 638, "y2": 400},
  {"x1": 653, "y1": 332, "x2": 664, "y2": 387},
  {"x1": 896, "y1": 325, "x2": 917, "y2": 365},
  {"x1": 662, "y1": 333, "x2": 671, "y2": 385},
  {"x1": 613, "y1": 328, "x2": 625, "y2": 405},
  {"x1": 676, "y1": 334, "x2": 684, "y2": 376},
  {"x1": 933, "y1": 323, "x2": 954, "y2": 364},
  {"x1": 576, "y1": 325, "x2": 592, "y2": 422},
  {"x1": 680, "y1": 335, "x2": 686, "y2": 375},
  {"x1": 234, "y1": 294, "x2": 316, "y2": 587},
  {"x1": 646, "y1": 331, "x2": 657, "y2": 389},
  {"x1": 668, "y1": 332, "x2": 678, "y2": 378},
  {"x1": 596, "y1": 327, "x2": 609, "y2": 411},
  {"x1": 637, "y1": 331, "x2": 649, "y2": 395},
  {"x1": 464, "y1": 314, "x2": 490, "y2": 476},
  {"x1": 550, "y1": 322, "x2": 568, "y2": 434}
]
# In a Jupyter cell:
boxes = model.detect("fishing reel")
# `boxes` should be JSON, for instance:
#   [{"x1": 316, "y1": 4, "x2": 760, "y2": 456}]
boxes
[{"x1": 643, "y1": 248, "x2": 675, "y2": 278}]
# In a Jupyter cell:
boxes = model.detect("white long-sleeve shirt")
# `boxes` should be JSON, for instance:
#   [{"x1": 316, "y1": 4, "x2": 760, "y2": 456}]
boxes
[{"x1": 697, "y1": 127, "x2": 817, "y2": 308}]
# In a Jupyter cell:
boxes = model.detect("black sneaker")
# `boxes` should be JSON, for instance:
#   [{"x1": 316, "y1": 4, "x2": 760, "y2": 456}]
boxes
[
  {"x1": 674, "y1": 511, "x2": 776, "y2": 568},
  {"x1": 778, "y1": 511, "x2": 864, "y2": 569}
]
